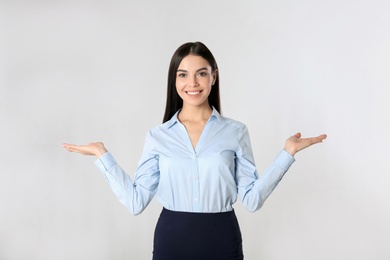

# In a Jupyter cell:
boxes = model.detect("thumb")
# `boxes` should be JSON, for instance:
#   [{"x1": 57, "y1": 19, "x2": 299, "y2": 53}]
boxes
[{"x1": 293, "y1": 132, "x2": 301, "y2": 138}]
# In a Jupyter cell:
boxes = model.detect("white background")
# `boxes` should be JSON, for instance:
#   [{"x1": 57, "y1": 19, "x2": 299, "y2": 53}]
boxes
[{"x1": 1, "y1": 0, "x2": 389, "y2": 259}]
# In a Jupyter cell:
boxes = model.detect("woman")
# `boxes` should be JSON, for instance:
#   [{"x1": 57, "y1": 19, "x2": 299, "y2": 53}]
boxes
[{"x1": 62, "y1": 42, "x2": 326, "y2": 260}]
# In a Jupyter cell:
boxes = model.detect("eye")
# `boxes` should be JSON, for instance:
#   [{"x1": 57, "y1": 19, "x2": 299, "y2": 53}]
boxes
[
  {"x1": 198, "y1": 71, "x2": 208, "y2": 77},
  {"x1": 177, "y1": 73, "x2": 187, "y2": 78}
]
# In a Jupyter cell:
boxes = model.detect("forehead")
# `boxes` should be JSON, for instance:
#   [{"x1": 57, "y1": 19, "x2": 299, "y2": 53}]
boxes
[{"x1": 178, "y1": 55, "x2": 211, "y2": 70}]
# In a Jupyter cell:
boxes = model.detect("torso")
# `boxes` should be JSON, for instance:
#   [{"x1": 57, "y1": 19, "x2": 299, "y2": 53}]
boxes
[{"x1": 150, "y1": 110, "x2": 248, "y2": 213}]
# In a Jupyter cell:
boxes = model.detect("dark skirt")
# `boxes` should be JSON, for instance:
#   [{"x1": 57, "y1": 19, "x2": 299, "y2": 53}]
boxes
[{"x1": 153, "y1": 208, "x2": 243, "y2": 260}]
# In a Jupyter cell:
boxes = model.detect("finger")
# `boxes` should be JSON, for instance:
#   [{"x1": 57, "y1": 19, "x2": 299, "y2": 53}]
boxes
[
  {"x1": 62, "y1": 143, "x2": 88, "y2": 154},
  {"x1": 306, "y1": 135, "x2": 327, "y2": 145},
  {"x1": 61, "y1": 143, "x2": 75, "y2": 152},
  {"x1": 311, "y1": 134, "x2": 327, "y2": 143},
  {"x1": 318, "y1": 134, "x2": 327, "y2": 141},
  {"x1": 293, "y1": 132, "x2": 301, "y2": 138}
]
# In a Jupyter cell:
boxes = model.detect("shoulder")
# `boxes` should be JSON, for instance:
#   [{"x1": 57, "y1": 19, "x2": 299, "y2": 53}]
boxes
[
  {"x1": 146, "y1": 123, "x2": 163, "y2": 136},
  {"x1": 146, "y1": 120, "x2": 174, "y2": 138},
  {"x1": 219, "y1": 115, "x2": 247, "y2": 131}
]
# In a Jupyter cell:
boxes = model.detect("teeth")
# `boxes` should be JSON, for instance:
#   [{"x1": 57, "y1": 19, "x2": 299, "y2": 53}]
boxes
[{"x1": 187, "y1": 91, "x2": 200, "y2": 95}]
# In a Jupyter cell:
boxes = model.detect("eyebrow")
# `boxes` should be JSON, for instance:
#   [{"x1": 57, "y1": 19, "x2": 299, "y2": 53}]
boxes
[{"x1": 177, "y1": 67, "x2": 208, "y2": 73}]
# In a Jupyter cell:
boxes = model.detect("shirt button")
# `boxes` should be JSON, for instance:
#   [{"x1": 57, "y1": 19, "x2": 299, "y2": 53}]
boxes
[{"x1": 194, "y1": 198, "x2": 198, "y2": 202}]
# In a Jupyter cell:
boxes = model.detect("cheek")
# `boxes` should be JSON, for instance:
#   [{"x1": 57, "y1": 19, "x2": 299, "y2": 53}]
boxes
[
  {"x1": 175, "y1": 82, "x2": 184, "y2": 97},
  {"x1": 175, "y1": 79, "x2": 186, "y2": 90},
  {"x1": 175, "y1": 82, "x2": 180, "y2": 92}
]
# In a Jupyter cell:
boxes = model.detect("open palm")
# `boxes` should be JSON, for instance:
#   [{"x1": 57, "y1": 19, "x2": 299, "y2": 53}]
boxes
[
  {"x1": 62, "y1": 142, "x2": 107, "y2": 157},
  {"x1": 284, "y1": 133, "x2": 327, "y2": 156}
]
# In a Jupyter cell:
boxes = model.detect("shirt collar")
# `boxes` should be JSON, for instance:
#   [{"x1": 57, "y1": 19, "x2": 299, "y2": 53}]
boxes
[{"x1": 166, "y1": 107, "x2": 221, "y2": 129}]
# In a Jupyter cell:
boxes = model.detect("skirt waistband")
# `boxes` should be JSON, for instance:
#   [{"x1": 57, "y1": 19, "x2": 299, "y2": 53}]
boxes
[{"x1": 161, "y1": 208, "x2": 236, "y2": 220}]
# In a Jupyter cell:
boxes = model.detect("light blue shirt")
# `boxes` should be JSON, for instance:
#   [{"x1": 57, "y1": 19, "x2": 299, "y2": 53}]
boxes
[{"x1": 95, "y1": 108, "x2": 295, "y2": 215}]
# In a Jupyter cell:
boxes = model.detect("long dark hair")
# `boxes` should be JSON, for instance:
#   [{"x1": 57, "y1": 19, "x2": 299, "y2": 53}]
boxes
[{"x1": 162, "y1": 42, "x2": 221, "y2": 123}]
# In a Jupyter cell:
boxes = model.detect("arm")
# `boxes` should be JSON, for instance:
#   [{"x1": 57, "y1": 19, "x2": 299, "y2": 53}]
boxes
[
  {"x1": 62, "y1": 133, "x2": 160, "y2": 215},
  {"x1": 236, "y1": 128, "x2": 327, "y2": 212}
]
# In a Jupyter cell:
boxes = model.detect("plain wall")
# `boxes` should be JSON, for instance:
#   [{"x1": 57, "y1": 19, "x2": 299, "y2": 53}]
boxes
[{"x1": 1, "y1": 0, "x2": 389, "y2": 259}]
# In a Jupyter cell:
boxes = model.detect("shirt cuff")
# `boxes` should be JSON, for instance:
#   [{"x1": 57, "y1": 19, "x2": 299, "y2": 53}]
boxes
[
  {"x1": 95, "y1": 152, "x2": 117, "y2": 172},
  {"x1": 275, "y1": 149, "x2": 295, "y2": 171}
]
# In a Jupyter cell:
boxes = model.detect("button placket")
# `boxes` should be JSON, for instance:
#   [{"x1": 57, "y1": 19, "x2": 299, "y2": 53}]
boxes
[{"x1": 192, "y1": 153, "x2": 200, "y2": 212}]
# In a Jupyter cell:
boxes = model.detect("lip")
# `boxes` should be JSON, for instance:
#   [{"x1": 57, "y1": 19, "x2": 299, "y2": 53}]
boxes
[{"x1": 185, "y1": 90, "x2": 203, "y2": 96}]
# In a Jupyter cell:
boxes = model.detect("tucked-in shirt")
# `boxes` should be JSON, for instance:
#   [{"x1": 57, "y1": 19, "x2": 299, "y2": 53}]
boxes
[{"x1": 95, "y1": 108, "x2": 295, "y2": 215}]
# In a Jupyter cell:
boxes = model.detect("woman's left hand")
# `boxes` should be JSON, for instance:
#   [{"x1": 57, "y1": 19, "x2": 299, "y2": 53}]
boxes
[{"x1": 284, "y1": 133, "x2": 327, "y2": 156}]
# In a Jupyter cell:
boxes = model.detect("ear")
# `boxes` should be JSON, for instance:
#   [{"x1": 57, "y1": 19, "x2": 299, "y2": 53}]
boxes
[{"x1": 212, "y1": 69, "x2": 218, "y2": 85}]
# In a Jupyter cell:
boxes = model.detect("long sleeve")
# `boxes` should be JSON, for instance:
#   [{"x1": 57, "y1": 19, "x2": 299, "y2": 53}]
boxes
[
  {"x1": 235, "y1": 126, "x2": 295, "y2": 212},
  {"x1": 95, "y1": 131, "x2": 160, "y2": 215}
]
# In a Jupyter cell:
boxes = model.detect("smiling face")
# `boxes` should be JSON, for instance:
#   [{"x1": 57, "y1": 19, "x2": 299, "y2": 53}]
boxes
[{"x1": 175, "y1": 54, "x2": 217, "y2": 110}]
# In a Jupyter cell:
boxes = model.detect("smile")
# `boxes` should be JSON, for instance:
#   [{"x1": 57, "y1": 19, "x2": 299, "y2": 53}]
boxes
[{"x1": 186, "y1": 91, "x2": 202, "y2": 95}]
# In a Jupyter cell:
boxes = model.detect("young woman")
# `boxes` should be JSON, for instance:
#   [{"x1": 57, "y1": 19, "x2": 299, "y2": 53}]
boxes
[{"x1": 63, "y1": 42, "x2": 327, "y2": 260}]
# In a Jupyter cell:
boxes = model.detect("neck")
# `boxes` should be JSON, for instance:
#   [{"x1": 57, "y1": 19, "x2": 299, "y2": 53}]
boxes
[{"x1": 178, "y1": 104, "x2": 213, "y2": 123}]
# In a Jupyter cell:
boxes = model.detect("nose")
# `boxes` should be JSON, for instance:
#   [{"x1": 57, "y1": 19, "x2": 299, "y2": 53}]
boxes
[{"x1": 188, "y1": 74, "x2": 199, "y2": 87}]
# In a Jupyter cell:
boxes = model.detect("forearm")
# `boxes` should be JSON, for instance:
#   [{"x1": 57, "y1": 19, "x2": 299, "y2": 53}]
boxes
[
  {"x1": 240, "y1": 150, "x2": 295, "y2": 212},
  {"x1": 95, "y1": 152, "x2": 157, "y2": 215}
]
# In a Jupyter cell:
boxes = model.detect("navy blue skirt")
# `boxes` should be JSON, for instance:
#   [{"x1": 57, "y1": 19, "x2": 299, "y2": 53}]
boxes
[{"x1": 153, "y1": 208, "x2": 243, "y2": 260}]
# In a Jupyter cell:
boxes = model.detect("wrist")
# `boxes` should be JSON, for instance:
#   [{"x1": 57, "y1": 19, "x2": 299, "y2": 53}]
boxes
[
  {"x1": 95, "y1": 145, "x2": 107, "y2": 158},
  {"x1": 283, "y1": 146, "x2": 296, "y2": 156},
  {"x1": 97, "y1": 150, "x2": 107, "y2": 158}
]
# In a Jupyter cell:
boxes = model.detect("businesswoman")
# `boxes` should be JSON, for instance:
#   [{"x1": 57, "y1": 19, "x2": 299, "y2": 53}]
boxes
[{"x1": 63, "y1": 42, "x2": 327, "y2": 260}]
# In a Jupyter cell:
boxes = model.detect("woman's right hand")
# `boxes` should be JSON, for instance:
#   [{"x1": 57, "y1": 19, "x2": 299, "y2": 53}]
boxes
[{"x1": 62, "y1": 142, "x2": 108, "y2": 158}]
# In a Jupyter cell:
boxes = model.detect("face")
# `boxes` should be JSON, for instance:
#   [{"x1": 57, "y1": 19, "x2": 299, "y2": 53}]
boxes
[{"x1": 176, "y1": 55, "x2": 217, "y2": 109}]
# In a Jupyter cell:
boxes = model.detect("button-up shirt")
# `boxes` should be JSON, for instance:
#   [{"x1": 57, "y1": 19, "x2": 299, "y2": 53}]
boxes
[{"x1": 95, "y1": 108, "x2": 295, "y2": 215}]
